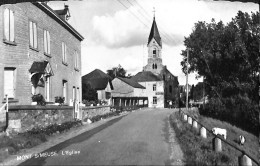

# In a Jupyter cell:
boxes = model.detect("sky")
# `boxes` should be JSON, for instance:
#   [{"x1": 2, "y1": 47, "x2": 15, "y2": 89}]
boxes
[{"x1": 48, "y1": 0, "x2": 258, "y2": 85}]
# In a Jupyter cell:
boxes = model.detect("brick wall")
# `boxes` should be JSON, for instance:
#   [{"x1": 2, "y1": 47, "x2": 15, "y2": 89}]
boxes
[{"x1": 0, "y1": 3, "x2": 82, "y2": 105}]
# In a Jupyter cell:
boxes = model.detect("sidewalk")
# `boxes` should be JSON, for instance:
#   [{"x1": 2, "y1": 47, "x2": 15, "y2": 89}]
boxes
[{"x1": 1, "y1": 112, "x2": 129, "y2": 166}]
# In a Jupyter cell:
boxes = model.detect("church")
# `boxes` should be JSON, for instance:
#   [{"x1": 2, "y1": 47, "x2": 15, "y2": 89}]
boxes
[{"x1": 131, "y1": 15, "x2": 179, "y2": 108}]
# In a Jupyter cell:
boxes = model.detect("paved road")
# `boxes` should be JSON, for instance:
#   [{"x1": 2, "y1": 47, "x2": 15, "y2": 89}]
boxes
[{"x1": 19, "y1": 108, "x2": 183, "y2": 165}]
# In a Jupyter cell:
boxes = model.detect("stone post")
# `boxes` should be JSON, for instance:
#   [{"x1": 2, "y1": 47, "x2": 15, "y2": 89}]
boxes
[
  {"x1": 183, "y1": 114, "x2": 187, "y2": 121},
  {"x1": 192, "y1": 120, "x2": 198, "y2": 129},
  {"x1": 200, "y1": 127, "x2": 207, "y2": 138},
  {"x1": 213, "y1": 137, "x2": 222, "y2": 152},
  {"x1": 238, "y1": 154, "x2": 252, "y2": 166},
  {"x1": 188, "y1": 117, "x2": 192, "y2": 125}
]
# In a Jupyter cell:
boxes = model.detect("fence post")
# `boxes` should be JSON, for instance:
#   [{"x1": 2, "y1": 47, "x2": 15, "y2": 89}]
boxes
[
  {"x1": 200, "y1": 127, "x2": 207, "y2": 138},
  {"x1": 213, "y1": 137, "x2": 222, "y2": 152},
  {"x1": 188, "y1": 116, "x2": 192, "y2": 125},
  {"x1": 183, "y1": 114, "x2": 187, "y2": 121},
  {"x1": 238, "y1": 154, "x2": 252, "y2": 166}
]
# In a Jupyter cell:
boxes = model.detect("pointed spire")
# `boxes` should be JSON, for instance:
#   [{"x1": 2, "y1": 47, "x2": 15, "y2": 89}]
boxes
[{"x1": 148, "y1": 11, "x2": 162, "y2": 47}]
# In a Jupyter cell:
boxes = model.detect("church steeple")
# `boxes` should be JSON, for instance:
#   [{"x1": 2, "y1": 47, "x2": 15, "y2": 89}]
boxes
[
  {"x1": 143, "y1": 11, "x2": 163, "y2": 75},
  {"x1": 148, "y1": 16, "x2": 162, "y2": 47}
]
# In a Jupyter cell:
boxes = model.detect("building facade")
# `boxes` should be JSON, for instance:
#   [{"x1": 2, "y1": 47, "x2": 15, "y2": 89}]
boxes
[
  {"x1": 132, "y1": 71, "x2": 164, "y2": 108},
  {"x1": 111, "y1": 77, "x2": 145, "y2": 97},
  {"x1": 143, "y1": 16, "x2": 179, "y2": 108},
  {"x1": 0, "y1": 2, "x2": 84, "y2": 105}
]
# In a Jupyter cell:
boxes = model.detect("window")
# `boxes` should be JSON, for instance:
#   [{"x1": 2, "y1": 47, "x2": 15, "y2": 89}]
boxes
[
  {"x1": 45, "y1": 76, "x2": 50, "y2": 101},
  {"x1": 62, "y1": 80, "x2": 67, "y2": 103},
  {"x1": 4, "y1": 8, "x2": 14, "y2": 42},
  {"x1": 153, "y1": 48, "x2": 156, "y2": 57},
  {"x1": 153, "y1": 97, "x2": 157, "y2": 104},
  {"x1": 29, "y1": 21, "x2": 38, "y2": 49},
  {"x1": 153, "y1": 84, "x2": 156, "y2": 91},
  {"x1": 74, "y1": 51, "x2": 79, "y2": 70},
  {"x1": 44, "y1": 30, "x2": 50, "y2": 55},
  {"x1": 169, "y1": 85, "x2": 172, "y2": 93},
  {"x1": 62, "y1": 42, "x2": 67, "y2": 64},
  {"x1": 4, "y1": 68, "x2": 15, "y2": 98},
  {"x1": 155, "y1": 64, "x2": 157, "y2": 69},
  {"x1": 152, "y1": 64, "x2": 154, "y2": 69}
]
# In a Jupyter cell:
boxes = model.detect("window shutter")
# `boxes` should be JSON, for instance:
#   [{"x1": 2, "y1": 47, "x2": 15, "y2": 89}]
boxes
[
  {"x1": 4, "y1": 9, "x2": 10, "y2": 41},
  {"x1": 47, "y1": 31, "x2": 50, "y2": 54},
  {"x1": 9, "y1": 10, "x2": 14, "y2": 42},
  {"x1": 33, "y1": 23, "x2": 37, "y2": 48},
  {"x1": 29, "y1": 22, "x2": 33, "y2": 47},
  {"x1": 62, "y1": 42, "x2": 65, "y2": 62},
  {"x1": 44, "y1": 30, "x2": 47, "y2": 53},
  {"x1": 4, "y1": 70, "x2": 14, "y2": 98}
]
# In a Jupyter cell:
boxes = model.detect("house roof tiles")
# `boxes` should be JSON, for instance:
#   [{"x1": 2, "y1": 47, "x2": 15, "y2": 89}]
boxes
[
  {"x1": 132, "y1": 71, "x2": 162, "y2": 82},
  {"x1": 117, "y1": 77, "x2": 145, "y2": 89}
]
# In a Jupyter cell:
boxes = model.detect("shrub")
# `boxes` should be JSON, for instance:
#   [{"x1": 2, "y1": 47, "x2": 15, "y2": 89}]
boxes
[
  {"x1": 32, "y1": 94, "x2": 46, "y2": 106},
  {"x1": 199, "y1": 96, "x2": 259, "y2": 136},
  {"x1": 54, "y1": 96, "x2": 65, "y2": 105}
]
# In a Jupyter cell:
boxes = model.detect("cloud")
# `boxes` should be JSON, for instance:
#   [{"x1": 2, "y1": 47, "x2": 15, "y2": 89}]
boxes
[{"x1": 91, "y1": 9, "x2": 148, "y2": 48}]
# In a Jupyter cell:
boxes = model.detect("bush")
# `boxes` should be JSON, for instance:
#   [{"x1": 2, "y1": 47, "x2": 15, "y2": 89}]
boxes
[
  {"x1": 199, "y1": 96, "x2": 259, "y2": 136},
  {"x1": 32, "y1": 93, "x2": 46, "y2": 106},
  {"x1": 54, "y1": 96, "x2": 65, "y2": 105}
]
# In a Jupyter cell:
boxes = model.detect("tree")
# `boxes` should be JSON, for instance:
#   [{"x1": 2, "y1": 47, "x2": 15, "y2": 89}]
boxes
[
  {"x1": 107, "y1": 64, "x2": 127, "y2": 79},
  {"x1": 181, "y1": 11, "x2": 259, "y2": 104},
  {"x1": 82, "y1": 82, "x2": 97, "y2": 101}
]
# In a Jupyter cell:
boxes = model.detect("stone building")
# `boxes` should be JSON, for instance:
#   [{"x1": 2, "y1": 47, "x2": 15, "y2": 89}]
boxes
[
  {"x1": 142, "y1": 16, "x2": 179, "y2": 107},
  {"x1": 131, "y1": 71, "x2": 165, "y2": 108},
  {"x1": 0, "y1": 2, "x2": 84, "y2": 105},
  {"x1": 111, "y1": 77, "x2": 145, "y2": 97}
]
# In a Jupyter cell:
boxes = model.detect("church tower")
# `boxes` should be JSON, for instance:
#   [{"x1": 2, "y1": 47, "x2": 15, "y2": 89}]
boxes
[{"x1": 143, "y1": 15, "x2": 163, "y2": 75}]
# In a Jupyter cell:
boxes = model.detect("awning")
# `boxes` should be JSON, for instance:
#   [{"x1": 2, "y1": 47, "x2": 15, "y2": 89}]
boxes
[
  {"x1": 29, "y1": 61, "x2": 53, "y2": 87},
  {"x1": 29, "y1": 61, "x2": 54, "y2": 76}
]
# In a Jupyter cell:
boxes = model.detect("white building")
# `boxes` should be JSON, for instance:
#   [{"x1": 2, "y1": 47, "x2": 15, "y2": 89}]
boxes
[{"x1": 132, "y1": 71, "x2": 164, "y2": 108}]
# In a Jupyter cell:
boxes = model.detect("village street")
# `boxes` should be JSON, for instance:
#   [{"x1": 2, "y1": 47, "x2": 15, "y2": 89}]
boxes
[{"x1": 18, "y1": 108, "x2": 184, "y2": 165}]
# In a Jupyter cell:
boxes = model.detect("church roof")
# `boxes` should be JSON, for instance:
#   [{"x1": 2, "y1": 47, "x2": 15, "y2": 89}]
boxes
[
  {"x1": 82, "y1": 69, "x2": 113, "y2": 90},
  {"x1": 132, "y1": 71, "x2": 162, "y2": 82},
  {"x1": 117, "y1": 77, "x2": 145, "y2": 89},
  {"x1": 148, "y1": 17, "x2": 162, "y2": 47}
]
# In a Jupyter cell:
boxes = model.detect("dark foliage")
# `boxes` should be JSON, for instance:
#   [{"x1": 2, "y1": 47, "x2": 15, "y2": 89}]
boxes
[
  {"x1": 199, "y1": 96, "x2": 259, "y2": 136},
  {"x1": 32, "y1": 93, "x2": 46, "y2": 106}
]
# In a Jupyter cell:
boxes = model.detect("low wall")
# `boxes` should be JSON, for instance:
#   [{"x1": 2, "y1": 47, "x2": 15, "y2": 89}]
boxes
[
  {"x1": 81, "y1": 105, "x2": 111, "y2": 121},
  {"x1": 7, "y1": 105, "x2": 74, "y2": 133}
]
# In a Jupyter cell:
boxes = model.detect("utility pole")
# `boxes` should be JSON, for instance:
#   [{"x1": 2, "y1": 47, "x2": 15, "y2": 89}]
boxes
[
  {"x1": 203, "y1": 76, "x2": 205, "y2": 109},
  {"x1": 186, "y1": 48, "x2": 190, "y2": 111}
]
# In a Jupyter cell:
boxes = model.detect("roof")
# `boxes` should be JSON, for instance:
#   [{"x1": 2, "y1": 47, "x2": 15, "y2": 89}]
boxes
[
  {"x1": 116, "y1": 77, "x2": 145, "y2": 89},
  {"x1": 82, "y1": 69, "x2": 113, "y2": 90},
  {"x1": 29, "y1": 61, "x2": 53, "y2": 76},
  {"x1": 33, "y1": 2, "x2": 84, "y2": 41},
  {"x1": 132, "y1": 71, "x2": 162, "y2": 82},
  {"x1": 148, "y1": 17, "x2": 162, "y2": 47}
]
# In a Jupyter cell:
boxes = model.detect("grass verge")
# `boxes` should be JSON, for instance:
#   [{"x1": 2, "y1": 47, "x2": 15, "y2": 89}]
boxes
[{"x1": 170, "y1": 111, "x2": 259, "y2": 166}]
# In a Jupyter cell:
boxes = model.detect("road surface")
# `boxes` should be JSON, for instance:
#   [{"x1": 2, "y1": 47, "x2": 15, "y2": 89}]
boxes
[{"x1": 19, "y1": 108, "x2": 184, "y2": 165}]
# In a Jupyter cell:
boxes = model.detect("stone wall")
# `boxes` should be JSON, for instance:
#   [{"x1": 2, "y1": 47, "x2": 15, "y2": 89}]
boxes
[
  {"x1": 7, "y1": 105, "x2": 74, "y2": 133},
  {"x1": 81, "y1": 106, "x2": 111, "y2": 121},
  {"x1": 6, "y1": 105, "x2": 112, "y2": 133}
]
